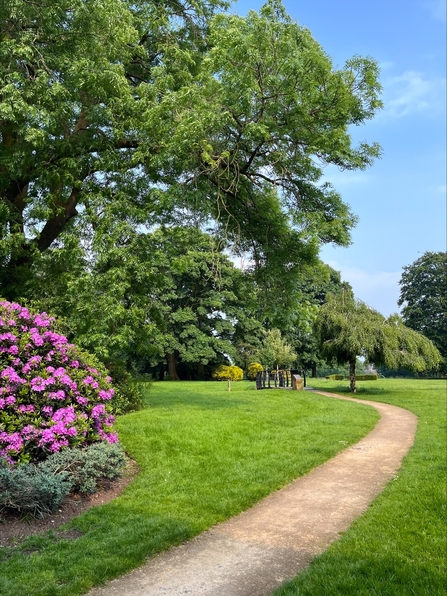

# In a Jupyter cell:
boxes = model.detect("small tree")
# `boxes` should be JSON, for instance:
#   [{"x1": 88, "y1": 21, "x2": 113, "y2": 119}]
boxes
[
  {"x1": 257, "y1": 329, "x2": 296, "y2": 370},
  {"x1": 314, "y1": 292, "x2": 441, "y2": 392},
  {"x1": 212, "y1": 365, "x2": 243, "y2": 391}
]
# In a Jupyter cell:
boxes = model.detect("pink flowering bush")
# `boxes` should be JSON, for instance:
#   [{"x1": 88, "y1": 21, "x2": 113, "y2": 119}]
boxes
[{"x1": 0, "y1": 300, "x2": 119, "y2": 465}]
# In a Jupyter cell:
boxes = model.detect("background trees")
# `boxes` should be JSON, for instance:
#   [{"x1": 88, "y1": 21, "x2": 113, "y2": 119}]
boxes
[{"x1": 398, "y1": 251, "x2": 446, "y2": 374}]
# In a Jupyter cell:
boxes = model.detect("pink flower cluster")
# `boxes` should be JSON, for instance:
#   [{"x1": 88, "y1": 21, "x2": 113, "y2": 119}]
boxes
[{"x1": 0, "y1": 301, "x2": 119, "y2": 464}]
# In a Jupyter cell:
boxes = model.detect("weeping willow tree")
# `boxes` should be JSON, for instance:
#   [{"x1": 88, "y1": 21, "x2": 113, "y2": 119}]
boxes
[{"x1": 314, "y1": 291, "x2": 441, "y2": 392}]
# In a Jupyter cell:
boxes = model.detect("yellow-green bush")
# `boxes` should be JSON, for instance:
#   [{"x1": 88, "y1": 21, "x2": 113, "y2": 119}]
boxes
[
  {"x1": 355, "y1": 374, "x2": 378, "y2": 381},
  {"x1": 246, "y1": 362, "x2": 263, "y2": 380},
  {"x1": 212, "y1": 365, "x2": 243, "y2": 381}
]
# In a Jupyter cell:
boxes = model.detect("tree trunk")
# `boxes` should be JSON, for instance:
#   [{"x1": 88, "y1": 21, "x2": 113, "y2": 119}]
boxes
[
  {"x1": 197, "y1": 362, "x2": 205, "y2": 381},
  {"x1": 349, "y1": 358, "x2": 356, "y2": 393},
  {"x1": 167, "y1": 352, "x2": 181, "y2": 381},
  {"x1": 311, "y1": 365, "x2": 317, "y2": 378}
]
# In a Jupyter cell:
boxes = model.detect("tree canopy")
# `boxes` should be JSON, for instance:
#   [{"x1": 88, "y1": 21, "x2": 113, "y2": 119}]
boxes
[
  {"x1": 315, "y1": 290, "x2": 441, "y2": 392},
  {"x1": 1, "y1": 0, "x2": 382, "y2": 303},
  {"x1": 398, "y1": 251, "x2": 446, "y2": 372}
]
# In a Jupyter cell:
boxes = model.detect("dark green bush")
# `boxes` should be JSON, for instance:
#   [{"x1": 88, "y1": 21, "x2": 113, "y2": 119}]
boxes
[
  {"x1": 325, "y1": 374, "x2": 344, "y2": 380},
  {"x1": 355, "y1": 374, "x2": 378, "y2": 381},
  {"x1": 39, "y1": 443, "x2": 127, "y2": 494},
  {"x1": 0, "y1": 459, "x2": 71, "y2": 518},
  {"x1": 107, "y1": 363, "x2": 144, "y2": 414}
]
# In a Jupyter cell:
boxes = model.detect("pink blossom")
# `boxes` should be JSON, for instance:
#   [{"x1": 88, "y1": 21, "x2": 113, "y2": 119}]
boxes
[
  {"x1": 48, "y1": 390, "x2": 66, "y2": 400},
  {"x1": 83, "y1": 375, "x2": 99, "y2": 389},
  {"x1": 30, "y1": 377, "x2": 47, "y2": 391},
  {"x1": 18, "y1": 404, "x2": 35, "y2": 414},
  {"x1": 91, "y1": 404, "x2": 106, "y2": 418}
]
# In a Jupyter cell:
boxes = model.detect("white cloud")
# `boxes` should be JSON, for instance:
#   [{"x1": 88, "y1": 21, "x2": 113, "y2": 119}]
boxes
[
  {"x1": 424, "y1": 0, "x2": 446, "y2": 22},
  {"x1": 325, "y1": 260, "x2": 402, "y2": 317},
  {"x1": 380, "y1": 71, "x2": 446, "y2": 119}
]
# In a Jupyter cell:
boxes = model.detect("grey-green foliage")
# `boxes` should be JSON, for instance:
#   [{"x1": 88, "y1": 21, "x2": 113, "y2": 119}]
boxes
[
  {"x1": 39, "y1": 443, "x2": 127, "y2": 494},
  {"x1": 0, "y1": 459, "x2": 71, "y2": 518},
  {"x1": 0, "y1": 443, "x2": 127, "y2": 519}
]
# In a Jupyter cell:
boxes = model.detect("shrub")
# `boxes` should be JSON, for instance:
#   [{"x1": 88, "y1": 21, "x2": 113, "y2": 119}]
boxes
[
  {"x1": 0, "y1": 300, "x2": 119, "y2": 464},
  {"x1": 0, "y1": 458, "x2": 71, "y2": 518},
  {"x1": 212, "y1": 365, "x2": 243, "y2": 381},
  {"x1": 355, "y1": 374, "x2": 378, "y2": 381},
  {"x1": 325, "y1": 374, "x2": 344, "y2": 380},
  {"x1": 246, "y1": 362, "x2": 263, "y2": 381},
  {"x1": 39, "y1": 442, "x2": 127, "y2": 494},
  {"x1": 106, "y1": 361, "x2": 144, "y2": 414}
]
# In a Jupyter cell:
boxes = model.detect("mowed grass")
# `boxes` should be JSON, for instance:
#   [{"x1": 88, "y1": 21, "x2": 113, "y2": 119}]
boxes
[
  {"x1": 273, "y1": 378, "x2": 446, "y2": 596},
  {"x1": 0, "y1": 380, "x2": 378, "y2": 596}
]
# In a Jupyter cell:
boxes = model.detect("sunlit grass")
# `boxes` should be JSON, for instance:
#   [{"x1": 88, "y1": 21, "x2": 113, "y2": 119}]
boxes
[
  {"x1": 273, "y1": 378, "x2": 446, "y2": 596},
  {"x1": 0, "y1": 380, "x2": 377, "y2": 596}
]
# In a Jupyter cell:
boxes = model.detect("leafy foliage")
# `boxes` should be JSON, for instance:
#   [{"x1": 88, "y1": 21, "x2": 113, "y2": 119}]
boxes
[
  {"x1": 398, "y1": 251, "x2": 446, "y2": 372},
  {"x1": 314, "y1": 291, "x2": 441, "y2": 391},
  {"x1": 1, "y1": 0, "x2": 382, "y2": 312},
  {"x1": 257, "y1": 329, "x2": 297, "y2": 369}
]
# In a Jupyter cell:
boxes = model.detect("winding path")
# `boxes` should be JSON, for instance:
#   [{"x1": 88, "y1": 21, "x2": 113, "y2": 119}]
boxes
[{"x1": 88, "y1": 391, "x2": 417, "y2": 596}]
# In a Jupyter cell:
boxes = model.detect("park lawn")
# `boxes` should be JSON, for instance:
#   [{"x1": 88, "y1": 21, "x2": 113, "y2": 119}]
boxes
[
  {"x1": 273, "y1": 378, "x2": 446, "y2": 596},
  {"x1": 0, "y1": 380, "x2": 378, "y2": 596}
]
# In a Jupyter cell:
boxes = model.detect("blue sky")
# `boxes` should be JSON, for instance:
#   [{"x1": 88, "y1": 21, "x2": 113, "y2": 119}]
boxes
[{"x1": 232, "y1": 0, "x2": 446, "y2": 316}]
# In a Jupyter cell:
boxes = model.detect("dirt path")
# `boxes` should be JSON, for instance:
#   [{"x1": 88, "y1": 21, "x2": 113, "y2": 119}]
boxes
[{"x1": 88, "y1": 391, "x2": 418, "y2": 596}]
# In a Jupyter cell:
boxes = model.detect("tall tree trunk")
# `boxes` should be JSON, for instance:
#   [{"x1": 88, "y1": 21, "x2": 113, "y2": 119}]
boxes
[
  {"x1": 311, "y1": 365, "x2": 317, "y2": 378},
  {"x1": 167, "y1": 352, "x2": 181, "y2": 381},
  {"x1": 197, "y1": 362, "x2": 205, "y2": 381},
  {"x1": 349, "y1": 358, "x2": 356, "y2": 393}
]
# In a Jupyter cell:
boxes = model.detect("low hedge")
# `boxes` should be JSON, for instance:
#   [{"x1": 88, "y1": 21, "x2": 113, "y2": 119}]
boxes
[{"x1": 355, "y1": 374, "x2": 378, "y2": 381}]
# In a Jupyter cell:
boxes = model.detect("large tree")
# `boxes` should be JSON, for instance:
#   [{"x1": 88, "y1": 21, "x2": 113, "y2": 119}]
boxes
[
  {"x1": 1, "y1": 0, "x2": 382, "y2": 302},
  {"x1": 27, "y1": 224, "x2": 258, "y2": 380},
  {"x1": 315, "y1": 291, "x2": 441, "y2": 392},
  {"x1": 398, "y1": 251, "x2": 447, "y2": 372}
]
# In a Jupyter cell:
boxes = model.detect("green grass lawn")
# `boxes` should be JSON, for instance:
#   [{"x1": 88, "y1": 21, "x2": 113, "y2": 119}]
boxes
[
  {"x1": 273, "y1": 378, "x2": 446, "y2": 596},
  {"x1": 0, "y1": 380, "x2": 378, "y2": 596}
]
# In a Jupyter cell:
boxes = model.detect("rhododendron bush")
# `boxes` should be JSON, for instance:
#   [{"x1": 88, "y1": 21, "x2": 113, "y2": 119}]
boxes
[{"x1": 0, "y1": 300, "x2": 119, "y2": 464}]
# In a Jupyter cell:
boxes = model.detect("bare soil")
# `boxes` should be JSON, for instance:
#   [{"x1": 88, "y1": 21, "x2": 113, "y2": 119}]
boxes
[{"x1": 0, "y1": 459, "x2": 139, "y2": 548}]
